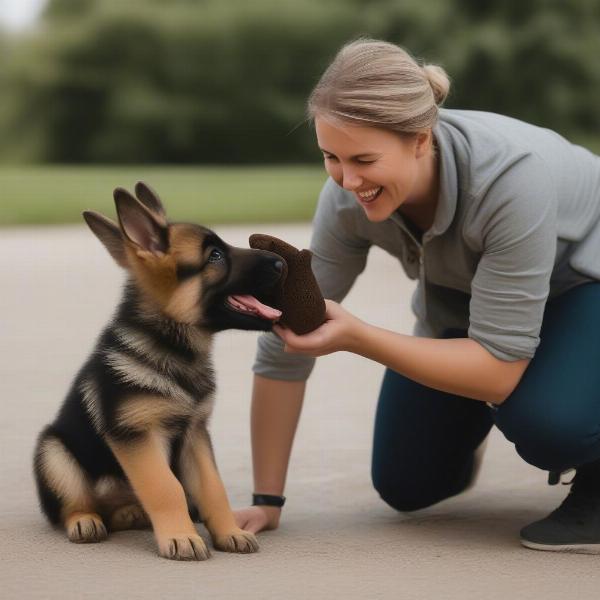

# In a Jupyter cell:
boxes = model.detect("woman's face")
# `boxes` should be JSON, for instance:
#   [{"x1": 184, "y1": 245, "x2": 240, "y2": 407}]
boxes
[{"x1": 315, "y1": 116, "x2": 432, "y2": 222}]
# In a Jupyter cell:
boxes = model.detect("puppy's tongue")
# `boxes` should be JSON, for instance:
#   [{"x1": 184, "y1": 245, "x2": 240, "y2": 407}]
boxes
[{"x1": 229, "y1": 295, "x2": 282, "y2": 320}]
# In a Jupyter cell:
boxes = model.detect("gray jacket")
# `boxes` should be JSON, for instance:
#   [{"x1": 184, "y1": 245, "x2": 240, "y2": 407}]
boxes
[{"x1": 254, "y1": 109, "x2": 600, "y2": 381}]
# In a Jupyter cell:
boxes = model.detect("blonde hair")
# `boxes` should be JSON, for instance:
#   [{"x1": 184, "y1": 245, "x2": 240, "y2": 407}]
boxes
[{"x1": 308, "y1": 39, "x2": 450, "y2": 135}]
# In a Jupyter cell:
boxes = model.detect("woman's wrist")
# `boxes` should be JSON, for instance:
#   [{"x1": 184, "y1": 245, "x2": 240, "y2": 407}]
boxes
[{"x1": 346, "y1": 318, "x2": 372, "y2": 354}]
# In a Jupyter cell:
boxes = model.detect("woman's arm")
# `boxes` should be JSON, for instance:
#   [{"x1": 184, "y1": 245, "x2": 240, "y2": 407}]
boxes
[
  {"x1": 356, "y1": 324, "x2": 529, "y2": 404},
  {"x1": 239, "y1": 181, "x2": 369, "y2": 533},
  {"x1": 251, "y1": 374, "x2": 306, "y2": 496},
  {"x1": 233, "y1": 375, "x2": 306, "y2": 533},
  {"x1": 274, "y1": 300, "x2": 529, "y2": 405}
]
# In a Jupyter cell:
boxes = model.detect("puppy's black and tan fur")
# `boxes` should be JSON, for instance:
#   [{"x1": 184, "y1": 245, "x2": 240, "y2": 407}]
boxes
[{"x1": 33, "y1": 183, "x2": 284, "y2": 560}]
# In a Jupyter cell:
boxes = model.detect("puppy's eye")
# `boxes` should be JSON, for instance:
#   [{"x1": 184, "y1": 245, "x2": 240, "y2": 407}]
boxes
[{"x1": 208, "y1": 248, "x2": 224, "y2": 263}]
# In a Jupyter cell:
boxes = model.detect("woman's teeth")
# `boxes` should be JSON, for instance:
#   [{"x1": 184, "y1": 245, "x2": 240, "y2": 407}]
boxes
[{"x1": 357, "y1": 187, "x2": 382, "y2": 201}]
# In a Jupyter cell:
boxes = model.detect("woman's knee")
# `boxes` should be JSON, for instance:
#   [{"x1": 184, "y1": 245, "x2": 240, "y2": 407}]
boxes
[
  {"x1": 371, "y1": 473, "x2": 434, "y2": 512},
  {"x1": 495, "y1": 400, "x2": 599, "y2": 470},
  {"x1": 371, "y1": 459, "x2": 471, "y2": 512},
  {"x1": 494, "y1": 283, "x2": 600, "y2": 470}
]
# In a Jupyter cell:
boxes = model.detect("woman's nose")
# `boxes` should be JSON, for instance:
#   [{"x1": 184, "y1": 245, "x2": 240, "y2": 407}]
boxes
[{"x1": 341, "y1": 167, "x2": 362, "y2": 190}]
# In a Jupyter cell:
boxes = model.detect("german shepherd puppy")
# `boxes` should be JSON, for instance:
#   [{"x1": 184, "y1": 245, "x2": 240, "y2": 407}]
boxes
[{"x1": 33, "y1": 182, "x2": 284, "y2": 561}]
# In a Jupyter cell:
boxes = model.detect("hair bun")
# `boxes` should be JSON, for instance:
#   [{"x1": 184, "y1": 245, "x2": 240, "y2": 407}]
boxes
[
  {"x1": 422, "y1": 64, "x2": 450, "y2": 106},
  {"x1": 308, "y1": 38, "x2": 448, "y2": 132}
]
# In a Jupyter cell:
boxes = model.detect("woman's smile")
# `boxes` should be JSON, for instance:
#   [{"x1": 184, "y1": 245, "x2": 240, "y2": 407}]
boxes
[
  {"x1": 355, "y1": 185, "x2": 384, "y2": 206},
  {"x1": 356, "y1": 186, "x2": 383, "y2": 200}
]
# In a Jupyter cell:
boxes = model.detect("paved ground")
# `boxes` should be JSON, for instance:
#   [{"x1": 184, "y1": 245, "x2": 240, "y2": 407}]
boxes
[{"x1": 1, "y1": 223, "x2": 598, "y2": 599}]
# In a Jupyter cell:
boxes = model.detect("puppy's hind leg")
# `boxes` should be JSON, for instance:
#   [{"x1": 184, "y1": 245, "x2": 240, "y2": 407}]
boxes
[
  {"x1": 34, "y1": 429, "x2": 107, "y2": 543},
  {"x1": 109, "y1": 504, "x2": 150, "y2": 531}
]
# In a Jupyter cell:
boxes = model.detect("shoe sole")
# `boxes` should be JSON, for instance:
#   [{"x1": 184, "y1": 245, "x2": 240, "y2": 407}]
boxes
[{"x1": 521, "y1": 539, "x2": 600, "y2": 555}]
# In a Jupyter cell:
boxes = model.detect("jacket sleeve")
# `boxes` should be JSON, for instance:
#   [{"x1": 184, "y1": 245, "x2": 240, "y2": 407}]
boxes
[
  {"x1": 253, "y1": 179, "x2": 371, "y2": 380},
  {"x1": 467, "y1": 155, "x2": 558, "y2": 361}
]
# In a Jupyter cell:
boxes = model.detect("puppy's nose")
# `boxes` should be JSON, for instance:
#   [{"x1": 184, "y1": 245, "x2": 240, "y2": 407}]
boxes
[{"x1": 273, "y1": 260, "x2": 284, "y2": 273}]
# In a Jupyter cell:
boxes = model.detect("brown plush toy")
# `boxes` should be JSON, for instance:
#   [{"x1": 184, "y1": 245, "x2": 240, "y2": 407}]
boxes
[{"x1": 249, "y1": 234, "x2": 326, "y2": 335}]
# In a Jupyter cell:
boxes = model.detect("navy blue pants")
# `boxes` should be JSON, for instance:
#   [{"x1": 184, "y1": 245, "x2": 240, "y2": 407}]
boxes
[{"x1": 371, "y1": 282, "x2": 600, "y2": 511}]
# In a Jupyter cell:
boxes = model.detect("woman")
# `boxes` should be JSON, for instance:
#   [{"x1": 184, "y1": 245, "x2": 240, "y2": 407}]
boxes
[{"x1": 234, "y1": 39, "x2": 600, "y2": 553}]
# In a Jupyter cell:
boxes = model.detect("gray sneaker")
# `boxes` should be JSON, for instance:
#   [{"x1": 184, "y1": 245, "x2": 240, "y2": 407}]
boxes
[{"x1": 520, "y1": 465, "x2": 600, "y2": 554}]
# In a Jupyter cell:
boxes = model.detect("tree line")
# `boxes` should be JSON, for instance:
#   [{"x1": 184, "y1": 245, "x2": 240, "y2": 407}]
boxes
[{"x1": 1, "y1": 0, "x2": 599, "y2": 163}]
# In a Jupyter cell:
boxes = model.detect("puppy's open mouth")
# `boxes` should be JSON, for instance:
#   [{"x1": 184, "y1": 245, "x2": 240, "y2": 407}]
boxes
[{"x1": 226, "y1": 295, "x2": 282, "y2": 322}]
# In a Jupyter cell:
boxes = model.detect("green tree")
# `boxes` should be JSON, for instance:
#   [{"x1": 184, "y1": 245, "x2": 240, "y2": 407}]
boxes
[{"x1": 1, "y1": 0, "x2": 598, "y2": 163}]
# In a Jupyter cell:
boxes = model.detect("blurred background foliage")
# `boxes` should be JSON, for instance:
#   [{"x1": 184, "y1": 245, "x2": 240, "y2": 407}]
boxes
[
  {"x1": 2, "y1": 0, "x2": 600, "y2": 165},
  {"x1": 1, "y1": 0, "x2": 599, "y2": 225}
]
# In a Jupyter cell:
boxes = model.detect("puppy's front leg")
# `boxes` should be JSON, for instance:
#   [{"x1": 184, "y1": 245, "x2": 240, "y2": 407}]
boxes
[
  {"x1": 108, "y1": 432, "x2": 210, "y2": 561},
  {"x1": 180, "y1": 428, "x2": 259, "y2": 553}
]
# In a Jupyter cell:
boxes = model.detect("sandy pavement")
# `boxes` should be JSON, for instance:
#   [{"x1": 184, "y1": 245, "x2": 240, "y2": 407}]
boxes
[{"x1": 1, "y1": 224, "x2": 596, "y2": 599}]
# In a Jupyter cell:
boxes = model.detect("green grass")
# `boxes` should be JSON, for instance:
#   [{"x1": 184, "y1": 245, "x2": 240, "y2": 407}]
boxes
[
  {"x1": 0, "y1": 165, "x2": 327, "y2": 226},
  {"x1": 4, "y1": 138, "x2": 599, "y2": 227}
]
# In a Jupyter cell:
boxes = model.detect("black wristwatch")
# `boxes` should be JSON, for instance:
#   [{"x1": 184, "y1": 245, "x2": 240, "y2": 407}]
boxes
[{"x1": 252, "y1": 493, "x2": 286, "y2": 508}]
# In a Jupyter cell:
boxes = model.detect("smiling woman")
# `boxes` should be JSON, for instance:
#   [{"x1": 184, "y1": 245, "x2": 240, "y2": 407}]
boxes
[{"x1": 234, "y1": 38, "x2": 600, "y2": 555}]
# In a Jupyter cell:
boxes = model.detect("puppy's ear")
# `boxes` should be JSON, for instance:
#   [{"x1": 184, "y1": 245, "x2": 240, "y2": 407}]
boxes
[
  {"x1": 134, "y1": 181, "x2": 167, "y2": 224},
  {"x1": 113, "y1": 188, "x2": 169, "y2": 256},
  {"x1": 83, "y1": 211, "x2": 128, "y2": 268}
]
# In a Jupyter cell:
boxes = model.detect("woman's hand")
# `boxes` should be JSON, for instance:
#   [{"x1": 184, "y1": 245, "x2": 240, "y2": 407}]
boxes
[
  {"x1": 233, "y1": 506, "x2": 281, "y2": 534},
  {"x1": 273, "y1": 299, "x2": 367, "y2": 357}
]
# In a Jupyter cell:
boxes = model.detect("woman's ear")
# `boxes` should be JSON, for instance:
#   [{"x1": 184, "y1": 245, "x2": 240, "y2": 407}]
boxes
[{"x1": 415, "y1": 130, "x2": 432, "y2": 159}]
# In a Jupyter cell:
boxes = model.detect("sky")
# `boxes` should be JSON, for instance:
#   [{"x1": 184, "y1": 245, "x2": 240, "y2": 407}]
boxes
[{"x1": 0, "y1": 0, "x2": 47, "y2": 30}]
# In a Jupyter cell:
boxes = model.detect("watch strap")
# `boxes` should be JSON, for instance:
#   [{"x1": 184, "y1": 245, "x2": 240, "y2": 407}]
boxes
[{"x1": 252, "y1": 493, "x2": 286, "y2": 507}]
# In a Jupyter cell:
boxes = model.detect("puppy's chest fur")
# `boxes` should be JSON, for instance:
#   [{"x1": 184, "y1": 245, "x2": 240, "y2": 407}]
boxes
[{"x1": 80, "y1": 286, "x2": 216, "y2": 440}]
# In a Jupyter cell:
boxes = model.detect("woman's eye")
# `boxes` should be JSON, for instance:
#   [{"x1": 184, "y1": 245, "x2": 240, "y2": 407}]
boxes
[
  {"x1": 208, "y1": 248, "x2": 224, "y2": 263},
  {"x1": 323, "y1": 154, "x2": 374, "y2": 164}
]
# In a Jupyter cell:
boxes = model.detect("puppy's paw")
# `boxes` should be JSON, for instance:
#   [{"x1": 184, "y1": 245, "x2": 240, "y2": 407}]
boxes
[
  {"x1": 213, "y1": 529, "x2": 259, "y2": 554},
  {"x1": 158, "y1": 534, "x2": 211, "y2": 561},
  {"x1": 66, "y1": 513, "x2": 108, "y2": 543},
  {"x1": 109, "y1": 504, "x2": 150, "y2": 531}
]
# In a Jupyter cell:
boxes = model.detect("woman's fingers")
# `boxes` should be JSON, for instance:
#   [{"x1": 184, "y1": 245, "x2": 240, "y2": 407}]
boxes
[
  {"x1": 233, "y1": 509, "x2": 250, "y2": 529},
  {"x1": 273, "y1": 324, "x2": 322, "y2": 353},
  {"x1": 232, "y1": 507, "x2": 278, "y2": 534},
  {"x1": 273, "y1": 300, "x2": 349, "y2": 355},
  {"x1": 233, "y1": 508, "x2": 259, "y2": 532}
]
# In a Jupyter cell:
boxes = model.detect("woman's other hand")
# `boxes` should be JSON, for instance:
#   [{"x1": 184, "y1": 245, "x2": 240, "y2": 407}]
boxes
[{"x1": 233, "y1": 505, "x2": 282, "y2": 534}]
